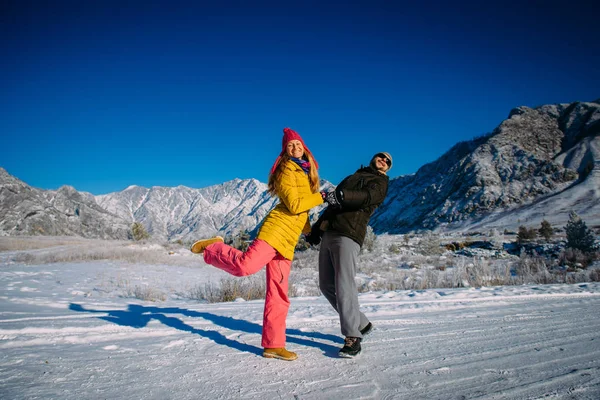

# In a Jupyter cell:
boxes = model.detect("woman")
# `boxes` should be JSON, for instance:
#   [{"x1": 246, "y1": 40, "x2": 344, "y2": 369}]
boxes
[{"x1": 190, "y1": 127, "x2": 324, "y2": 361}]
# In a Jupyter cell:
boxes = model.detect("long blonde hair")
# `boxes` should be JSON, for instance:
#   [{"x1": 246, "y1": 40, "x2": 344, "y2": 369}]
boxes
[{"x1": 268, "y1": 152, "x2": 320, "y2": 196}]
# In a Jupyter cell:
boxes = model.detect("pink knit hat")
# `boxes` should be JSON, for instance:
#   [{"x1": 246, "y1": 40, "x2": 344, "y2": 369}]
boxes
[{"x1": 270, "y1": 127, "x2": 319, "y2": 174}]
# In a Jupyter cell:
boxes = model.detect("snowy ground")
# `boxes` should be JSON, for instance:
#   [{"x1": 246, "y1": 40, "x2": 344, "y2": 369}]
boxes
[{"x1": 1, "y1": 247, "x2": 600, "y2": 399}]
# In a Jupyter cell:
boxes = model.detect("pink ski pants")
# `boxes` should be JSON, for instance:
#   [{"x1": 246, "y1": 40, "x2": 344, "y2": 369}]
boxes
[{"x1": 203, "y1": 239, "x2": 291, "y2": 348}]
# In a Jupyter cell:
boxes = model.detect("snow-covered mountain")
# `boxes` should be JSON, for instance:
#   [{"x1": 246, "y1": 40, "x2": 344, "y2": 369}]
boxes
[
  {"x1": 0, "y1": 168, "x2": 130, "y2": 239},
  {"x1": 0, "y1": 169, "x2": 329, "y2": 241},
  {"x1": 371, "y1": 100, "x2": 600, "y2": 233},
  {"x1": 96, "y1": 178, "x2": 333, "y2": 242},
  {"x1": 2, "y1": 99, "x2": 598, "y2": 240},
  {"x1": 95, "y1": 179, "x2": 280, "y2": 241}
]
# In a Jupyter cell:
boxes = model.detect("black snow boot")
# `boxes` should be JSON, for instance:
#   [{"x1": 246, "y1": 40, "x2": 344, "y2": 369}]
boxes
[{"x1": 339, "y1": 337, "x2": 361, "y2": 358}]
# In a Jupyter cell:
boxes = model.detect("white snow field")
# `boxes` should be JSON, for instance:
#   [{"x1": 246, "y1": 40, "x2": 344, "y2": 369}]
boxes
[{"x1": 1, "y1": 246, "x2": 599, "y2": 399}]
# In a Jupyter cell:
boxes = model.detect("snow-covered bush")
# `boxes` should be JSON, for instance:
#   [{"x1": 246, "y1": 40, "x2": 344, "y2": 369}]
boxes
[
  {"x1": 417, "y1": 231, "x2": 443, "y2": 256},
  {"x1": 558, "y1": 248, "x2": 596, "y2": 269},
  {"x1": 488, "y1": 228, "x2": 505, "y2": 249},
  {"x1": 127, "y1": 285, "x2": 166, "y2": 302},
  {"x1": 512, "y1": 252, "x2": 552, "y2": 284},
  {"x1": 361, "y1": 226, "x2": 377, "y2": 253}
]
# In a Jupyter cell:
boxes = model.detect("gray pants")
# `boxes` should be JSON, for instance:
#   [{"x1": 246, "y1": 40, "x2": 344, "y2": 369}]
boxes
[{"x1": 319, "y1": 231, "x2": 370, "y2": 338}]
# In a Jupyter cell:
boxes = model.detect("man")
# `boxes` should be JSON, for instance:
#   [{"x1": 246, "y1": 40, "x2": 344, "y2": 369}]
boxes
[{"x1": 307, "y1": 152, "x2": 391, "y2": 357}]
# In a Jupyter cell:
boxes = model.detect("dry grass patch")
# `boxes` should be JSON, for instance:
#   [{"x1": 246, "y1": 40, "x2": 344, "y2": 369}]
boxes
[
  {"x1": 0, "y1": 236, "x2": 99, "y2": 251},
  {"x1": 126, "y1": 285, "x2": 167, "y2": 302},
  {"x1": 3, "y1": 236, "x2": 206, "y2": 267},
  {"x1": 188, "y1": 275, "x2": 267, "y2": 303}
]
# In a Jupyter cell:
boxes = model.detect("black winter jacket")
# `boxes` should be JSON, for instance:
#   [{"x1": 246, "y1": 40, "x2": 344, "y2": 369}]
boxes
[{"x1": 313, "y1": 165, "x2": 389, "y2": 246}]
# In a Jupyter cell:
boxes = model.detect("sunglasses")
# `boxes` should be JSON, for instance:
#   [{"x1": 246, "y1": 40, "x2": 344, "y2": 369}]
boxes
[{"x1": 375, "y1": 153, "x2": 391, "y2": 167}]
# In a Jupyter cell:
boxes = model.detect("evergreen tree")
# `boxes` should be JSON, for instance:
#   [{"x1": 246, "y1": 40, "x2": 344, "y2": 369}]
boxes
[
  {"x1": 517, "y1": 226, "x2": 537, "y2": 244},
  {"x1": 539, "y1": 220, "x2": 553, "y2": 241},
  {"x1": 565, "y1": 212, "x2": 596, "y2": 252},
  {"x1": 131, "y1": 222, "x2": 150, "y2": 241}
]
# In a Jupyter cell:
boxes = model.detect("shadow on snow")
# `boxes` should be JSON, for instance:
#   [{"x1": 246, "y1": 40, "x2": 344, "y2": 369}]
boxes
[{"x1": 69, "y1": 303, "x2": 340, "y2": 358}]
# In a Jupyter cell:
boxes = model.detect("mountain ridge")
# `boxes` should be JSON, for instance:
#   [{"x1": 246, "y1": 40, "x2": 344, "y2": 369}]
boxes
[
  {"x1": 370, "y1": 100, "x2": 600, "y2": 233},
  {"x1": 2, "y1": 99, "x2": 599, "y2": 239}
]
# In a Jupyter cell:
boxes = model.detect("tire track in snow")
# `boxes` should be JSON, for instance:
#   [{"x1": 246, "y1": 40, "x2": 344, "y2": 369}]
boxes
[{"x1": 357, "y1": 296, "x2": 600, "y2": 399}]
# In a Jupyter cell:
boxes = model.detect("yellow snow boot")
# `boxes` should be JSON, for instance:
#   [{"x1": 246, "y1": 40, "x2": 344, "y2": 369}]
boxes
[
  {"x1": 263, "y1": 348, "x2": 298, "y2": 361},
  {"x1": 190, "y1": 236, "x2": 224, "y2": 254}
]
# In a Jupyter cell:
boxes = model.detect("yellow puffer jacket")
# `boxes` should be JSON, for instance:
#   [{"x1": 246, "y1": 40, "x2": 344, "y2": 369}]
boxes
[{"x1": 257, "y1": 160, "x2": 324, "y2": 260}]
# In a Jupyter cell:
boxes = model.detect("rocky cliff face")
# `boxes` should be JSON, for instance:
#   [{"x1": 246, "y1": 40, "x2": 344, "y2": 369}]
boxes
[{"x1": 371, "y1": 100, "x2": 600, "y2": 233}]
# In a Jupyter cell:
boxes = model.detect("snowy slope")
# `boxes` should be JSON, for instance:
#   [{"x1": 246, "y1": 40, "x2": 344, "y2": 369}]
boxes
[{"x1": 1, "y1": 252, "x2": 599, "y2": 399}]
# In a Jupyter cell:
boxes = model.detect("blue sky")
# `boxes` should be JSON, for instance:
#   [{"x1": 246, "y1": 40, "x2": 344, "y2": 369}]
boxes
[{"x1": 2, "y1": 0, "x2": 599, "y2": 194}]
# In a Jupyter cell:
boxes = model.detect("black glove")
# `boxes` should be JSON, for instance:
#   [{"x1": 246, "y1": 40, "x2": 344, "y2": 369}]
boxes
[
  {"x1": 305, "y1": 231, "x2": 321, "y2": 246},
  {"x1": 324, "y1": 189, "x2": 343, "y2": 207},
  {"x1": 305, "y1": 221, "x2": 324, "y2": 246}
]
